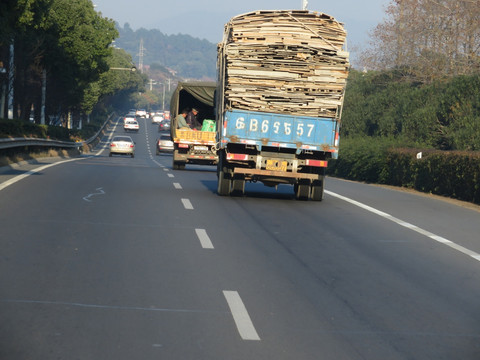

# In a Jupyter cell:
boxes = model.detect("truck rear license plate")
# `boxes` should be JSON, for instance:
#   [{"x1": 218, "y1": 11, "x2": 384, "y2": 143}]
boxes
[
  {"x1": 194, "y1": 146, "x2": 208, "y2": 151},
  {"x1": 266, "y1": 160, "x2": 288, "y2": 172}
]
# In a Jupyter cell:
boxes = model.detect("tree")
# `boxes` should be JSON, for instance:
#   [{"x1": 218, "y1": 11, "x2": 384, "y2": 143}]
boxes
[
  {"x1": 360, "y1": 0, "x2": 480, "y2": 83},
  {"x1": 88, "y1": 48, "x2": 145, "y2": 113},
  {"x1": 42, "y1": 0, "x2": 118, "y2": 119}
]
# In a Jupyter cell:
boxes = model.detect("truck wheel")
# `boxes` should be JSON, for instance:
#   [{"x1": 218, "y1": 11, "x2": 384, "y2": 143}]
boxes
[
  {"x1": 295, "y1": 183, "x2": 310, "y2": 201},
  {"x1": 231, "y1": 178, "x2": 245, "y2": 196},
  {"x1": 310, "y1": 180, "x2": 324, "y2": 201},
  {"x1": 173, "y1": 161, "x2": 185, "y2": 170},
  {"x1": 217, "y1": 168, "x2": 231, "y2": 196}
]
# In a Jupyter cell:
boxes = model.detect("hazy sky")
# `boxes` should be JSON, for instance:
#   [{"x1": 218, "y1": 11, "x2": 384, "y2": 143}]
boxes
[{"x1": 95, "y1": 0, "x2": 390, "y2": 54}]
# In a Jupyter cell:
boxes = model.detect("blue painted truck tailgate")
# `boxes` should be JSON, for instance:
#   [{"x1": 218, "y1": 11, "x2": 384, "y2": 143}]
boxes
[{"x1": 223, "y1": 110, "x2": 337, "y2": 151}]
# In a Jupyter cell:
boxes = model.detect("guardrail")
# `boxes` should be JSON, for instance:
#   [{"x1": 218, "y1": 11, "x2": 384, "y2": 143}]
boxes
[{"x1": 0, "y1": 113, "x2": 116, "y2": 151}]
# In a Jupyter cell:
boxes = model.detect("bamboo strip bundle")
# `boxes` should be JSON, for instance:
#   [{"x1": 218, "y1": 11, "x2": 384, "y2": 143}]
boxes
[{"x1": 220, "y1": 10, "x2": 349, "y2": 118}]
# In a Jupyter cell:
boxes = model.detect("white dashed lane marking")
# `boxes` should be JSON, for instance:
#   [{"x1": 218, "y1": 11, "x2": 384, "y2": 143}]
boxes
[
  {"x1": 181, "y1": 198, "x2": 193, "y2": 210},
  {"x1": 223, "y1": 291, "x2": 260, "y2": 341},
  {"x1": 195, "y1": 229, "x2": 214, "y2": 249},
  {"x1": 173, "y1": 183, "x2": 182, "y2": 189}
]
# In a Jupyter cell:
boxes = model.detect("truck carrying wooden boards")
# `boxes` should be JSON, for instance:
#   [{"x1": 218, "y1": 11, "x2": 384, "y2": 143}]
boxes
[
  {"x1": 215, "y1": 9, "x2": 349, "y2": 200},
  {"x1": 170, "y1": 82, "x2": 218, "y2": 169}
]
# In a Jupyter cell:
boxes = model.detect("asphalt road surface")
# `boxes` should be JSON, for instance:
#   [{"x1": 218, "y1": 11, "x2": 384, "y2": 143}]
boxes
[{"x1": 1, "y1": 116, "x2": 479, "y2": 359}]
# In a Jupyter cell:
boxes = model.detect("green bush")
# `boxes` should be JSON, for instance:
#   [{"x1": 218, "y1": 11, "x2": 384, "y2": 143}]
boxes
[
  {"x1": 342, "y1": 71, "x2": 480, "y2": 151},
  {"x1": 328, "y1": 138, "x2": 480, "y2": 204},
  {"x1": 0, "y1": 119, "x2": 99, "y2": 142}
]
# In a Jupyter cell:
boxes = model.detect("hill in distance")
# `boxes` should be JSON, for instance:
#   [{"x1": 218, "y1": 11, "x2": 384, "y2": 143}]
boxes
[{"x1": 115, "y1": 23, "x2": 217, "y2": 81}]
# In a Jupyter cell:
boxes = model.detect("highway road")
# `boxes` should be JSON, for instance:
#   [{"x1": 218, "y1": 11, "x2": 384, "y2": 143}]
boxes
[{"x1": 1, "y1": 116, "x2": 479, "y2": 359}]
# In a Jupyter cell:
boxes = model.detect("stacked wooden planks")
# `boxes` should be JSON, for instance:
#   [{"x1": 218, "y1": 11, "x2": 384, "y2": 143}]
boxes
[{"x1": 221, "y1": 10, "x2": 349, "y2": 118}]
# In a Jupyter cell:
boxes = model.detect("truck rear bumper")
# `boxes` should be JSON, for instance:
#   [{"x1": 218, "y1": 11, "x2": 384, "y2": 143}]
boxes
[
  {"x1": 175, "y1": 152, "x2": 218, "y2": 163},
  {"x1": 233, "y1": 167, "x2": 320, "y2": 181}
]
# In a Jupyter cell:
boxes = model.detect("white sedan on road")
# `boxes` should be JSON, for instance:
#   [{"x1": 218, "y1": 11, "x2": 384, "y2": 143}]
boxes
[
  {"x1": 124, "y1": 119, "x2": 139, "y2": 132},
  {"x1": 109, "y1": 136, "x2": 135, "y2": 158}
]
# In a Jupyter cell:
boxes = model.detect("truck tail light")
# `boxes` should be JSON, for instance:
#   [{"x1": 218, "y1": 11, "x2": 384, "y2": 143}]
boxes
[
  {"x1": 179, "y1": 143, "x2": 189, "y2": 149},
  {"x1": 227, "y1": 153, "x2": 249, "y2": 161},
  {"x1": 306, "y1": 160, "x2": 328, "y2": 167}
]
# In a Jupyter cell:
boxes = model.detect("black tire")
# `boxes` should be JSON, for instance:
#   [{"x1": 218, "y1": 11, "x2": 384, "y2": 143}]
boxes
[
  {"x1": 310, "y1": 180, "x2": 324, "y2": 201},
  {"x1": 295, "y1": 183, "x2": 310, "y2": 201},
  {"x1": 217, "y1": 168, "x2": 231, "y2": 196},
  {"x1": 131, "y1": 153, "x2": 134, "y2": 158},
  {"x1": 173, "y1": 161, "x2": 185, "y2": 170},
  {"x1": 109, "y1": 152, "x2": 112, "y2": 157},
  {"x1": 231, "y1": 177, "x2": 245, "y2": 196},
  {"x1": 217, "y1": 151, "x2": 231, "y2": 196}
]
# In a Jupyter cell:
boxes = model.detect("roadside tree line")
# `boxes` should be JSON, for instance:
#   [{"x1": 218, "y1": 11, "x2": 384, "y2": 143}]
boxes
[
  {"x1": 0, "y1": 0, "x2": 145, "y2": 127},
  {"x1": 333, "y1": 0, "x2": 480, "y2": 204},
  {"x1": 361, "y1": 0, "x2": 480, "y2": 83}
]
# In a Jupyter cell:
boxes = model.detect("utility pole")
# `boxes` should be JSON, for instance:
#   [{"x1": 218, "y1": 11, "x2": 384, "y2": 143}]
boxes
[
  {"x1": 41, "y1": 68, "x2": 46, "y2": 125},
  {"x1": 138, "y1": 39, "x2": 146, "y2": 73},
  {"x1": 149, "y1": 78, "x2": 156, "y2": 91},
  {"x1": 8, "y1": 42, "x2": 14, "y2": 119}
]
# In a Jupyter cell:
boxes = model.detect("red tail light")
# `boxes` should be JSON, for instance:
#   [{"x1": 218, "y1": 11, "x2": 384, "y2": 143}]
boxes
[
  {"x1": 227, "y1": 153, "x2": 249, "y2": 161},
  {"x1": 305, "y1": 160, "x2": 328, "y2": 167}
]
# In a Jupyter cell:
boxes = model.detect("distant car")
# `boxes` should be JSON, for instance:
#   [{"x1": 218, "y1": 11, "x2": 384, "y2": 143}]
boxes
[
  {"x1": 123, "y1": 115, "x2": 136, "y2": 125},
  {"x1": 136, "y1": 109, "x2": 147, "y2": 118},
  {"x1": 124, "y1": 119, "x2": 139, "y2": 132},
  {"x1": 156, "y1": 134, "x2": 174, "y2": 154},
  {"x1": 109, "y1": 136, "x2": 135, "y2": 157},
  {"x1": 158, "y1": 119, "x2": 171, "y2": 132},
  {"x1": 151, "y1": 113, "x2": 164, "y2": 124}
]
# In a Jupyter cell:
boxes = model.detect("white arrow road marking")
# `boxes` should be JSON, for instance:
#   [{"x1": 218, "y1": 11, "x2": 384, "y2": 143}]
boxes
[{"x1": 83, "y1": 188, "x2": 105, "y2": 202}]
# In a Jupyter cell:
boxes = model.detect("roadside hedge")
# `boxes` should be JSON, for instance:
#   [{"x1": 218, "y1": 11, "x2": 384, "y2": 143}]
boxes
[
  {"x1": 328, "y1": 138, "x2": 480, "y2": 204},
  {"x1": 0, "y1": 119, "x2": 99, "y2": 142}
]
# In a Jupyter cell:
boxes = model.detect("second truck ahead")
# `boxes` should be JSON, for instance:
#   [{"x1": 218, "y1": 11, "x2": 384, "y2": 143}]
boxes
[
  {"x1": 170, "y1": 81, "x2": 218, "y2": 170},
  {"x1": 215, "y1": 10, "x2": 350, "y2": 200}
]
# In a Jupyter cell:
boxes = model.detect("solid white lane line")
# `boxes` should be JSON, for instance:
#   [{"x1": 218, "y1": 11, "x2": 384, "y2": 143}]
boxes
[
  {"x1": 173, "y1": 183, "x2": 182, "y2": 189},
  {"x1": 325, "y1": 190, "x2": 480, "y2": 263},
  {"x1": 181, "y1": 198, "x2": 193, "y2": 210},
  {"x1": 195, "y1": 229, "x2": 214, "y2": 249},
  {"x1": 1, "y1": 117, "x2": 122, "y2": 192},
  {"x1": 223, "y1": 291, "x2": 260, "y2": 341},
  {"x1": 0, "y1": 158, "x2": 82, "y2": 192}
]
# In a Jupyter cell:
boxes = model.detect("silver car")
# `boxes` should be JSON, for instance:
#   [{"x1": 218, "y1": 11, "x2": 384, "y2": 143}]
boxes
[
  {"x1": 156, "y1": 134, "x2": 174, "y2": 154},
  {"x1": 109, "y1": 136, "x2": 135, "y2": 157}
]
